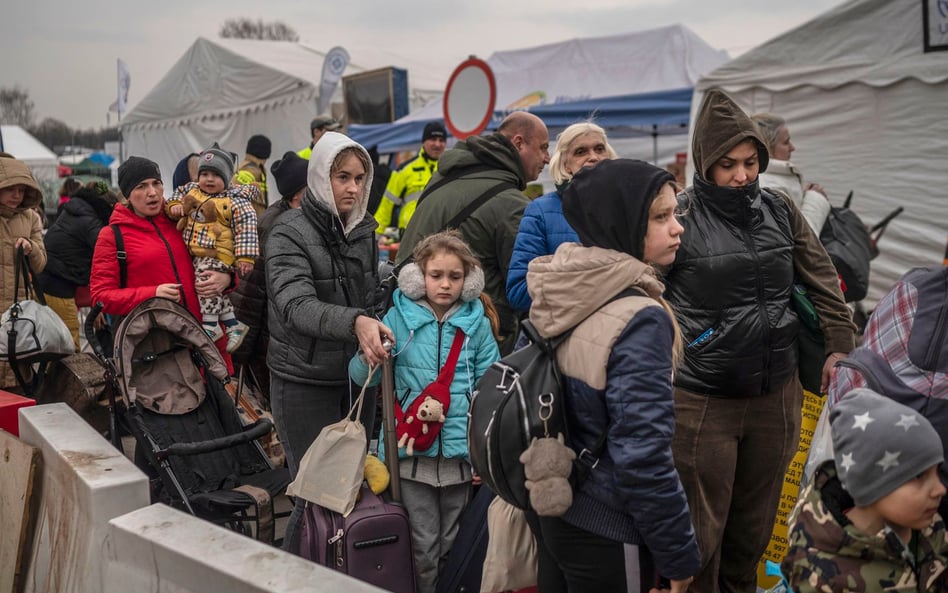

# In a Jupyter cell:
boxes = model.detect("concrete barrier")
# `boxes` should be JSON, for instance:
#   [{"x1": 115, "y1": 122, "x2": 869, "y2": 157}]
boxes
[
  {"x1": 18, "y1": 403, "x2": 149, "y2": 593},
  {"x1": 15, "y1": 403, "x2": 392, "y2": 593},
  {"x1": 106, "y1": 504, "x2": 385, "y2": 593}
]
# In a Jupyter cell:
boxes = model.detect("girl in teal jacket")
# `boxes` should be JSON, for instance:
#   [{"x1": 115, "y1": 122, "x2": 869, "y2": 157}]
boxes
[{"x1": 349, "y1": 230, "x2": 499, "y2": 593}]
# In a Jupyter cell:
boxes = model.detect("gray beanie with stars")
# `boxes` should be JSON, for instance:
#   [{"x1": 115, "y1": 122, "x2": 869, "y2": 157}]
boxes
[{"x1": 830, "y1": 388, "x2": 944, "y2": 506}]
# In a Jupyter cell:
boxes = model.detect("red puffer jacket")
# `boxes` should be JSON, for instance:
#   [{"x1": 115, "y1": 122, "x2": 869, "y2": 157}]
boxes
[
  {"x1": 91, "y1": 203, "x2": 200, "y2": 319},
  {"x1": 90, "y1": 203, "x2": 233, "y2": 373}
]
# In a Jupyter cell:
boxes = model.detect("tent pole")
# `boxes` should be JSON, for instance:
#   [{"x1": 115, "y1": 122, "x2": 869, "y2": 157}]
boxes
[
  {"x1": 118, "y1": 111, "x2": 124, "y2": 163},
  {"x1": 652, "y1": 124, "x2": 658, "y2": 164}
]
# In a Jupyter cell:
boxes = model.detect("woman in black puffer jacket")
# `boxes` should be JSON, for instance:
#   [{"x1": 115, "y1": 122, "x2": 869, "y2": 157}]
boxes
[
  {"x1": 39, "y1": 182, "x2": 118, "y2": 349},
  {"x1": 664, "y1": 89, "x2": 856, "y2": 593}
]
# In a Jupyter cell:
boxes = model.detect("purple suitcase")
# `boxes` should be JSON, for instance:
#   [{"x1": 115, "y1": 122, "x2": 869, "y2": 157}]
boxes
[{"x1": 300, "y1": 486, "x2": 416, "y2": 593}]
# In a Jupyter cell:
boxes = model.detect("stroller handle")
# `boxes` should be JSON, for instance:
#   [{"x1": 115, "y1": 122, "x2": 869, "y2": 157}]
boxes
[
  {"x1": 86, "y1": 302, "x2": 108, "y2": 358},
  {"x1": 157, "y1": 418, "x2": 273, "y2": 459}
]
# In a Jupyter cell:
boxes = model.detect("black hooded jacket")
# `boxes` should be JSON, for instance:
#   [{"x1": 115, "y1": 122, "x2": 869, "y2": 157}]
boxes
[
  {"x1": 39, "y1": 188, "x2": 114, "y2": 297},
  {"x1": 664, "y1": 90, "x2": 798, "y2": 397}
]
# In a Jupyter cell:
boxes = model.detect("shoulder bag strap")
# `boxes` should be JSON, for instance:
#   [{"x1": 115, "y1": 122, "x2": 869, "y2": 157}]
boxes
[
  {"x1": 388, "y1": 180, "x2": 517, "y2": 280},
  {"x1": 415, "y1": 164, "x2": 495, "y2": 206},
  {"x1": 434, "y1": 329, "x2": 466, "y2": 387},
  {"x1": 7, "y1": 247, "x2": 34, "y2": 393},
  {"x1": 111, "y1": 224, "x2": 127, "y2": 289},
  {"x1": 13, "y1": 246, "x2": 27, "y2": 303},
  {"x1": 444, "y1": 181, "x2": 517, "y2": 231}
]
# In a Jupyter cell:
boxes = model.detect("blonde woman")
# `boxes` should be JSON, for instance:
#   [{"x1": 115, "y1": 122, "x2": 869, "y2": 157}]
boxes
[{"x1": 506, "y1": 121, "x2": 617, "y2": 313}]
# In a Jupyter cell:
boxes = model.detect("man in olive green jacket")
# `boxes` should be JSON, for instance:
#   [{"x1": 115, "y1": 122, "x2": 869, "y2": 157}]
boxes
[{"x1": 397, "y1": 112, "x2": 550, "y2": 354}]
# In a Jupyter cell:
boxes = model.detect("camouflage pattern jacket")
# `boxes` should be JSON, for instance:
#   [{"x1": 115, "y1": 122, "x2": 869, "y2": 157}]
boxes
[{"x1": 783, "y1": 461, "x2": 948, "y2": 592}]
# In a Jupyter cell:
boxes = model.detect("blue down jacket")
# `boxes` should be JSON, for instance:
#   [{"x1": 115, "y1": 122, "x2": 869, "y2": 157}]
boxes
[{"x1": 506, "y1": 190, "x2": 579, "y2": 313}]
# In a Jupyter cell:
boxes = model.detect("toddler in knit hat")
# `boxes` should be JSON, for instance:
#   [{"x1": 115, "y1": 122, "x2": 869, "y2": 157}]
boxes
[
  {"x1": 166, "y1": 142, "x2": 261, "y2": 353},
  {"x1": 783, "y1": 388, "x2": 948, "y2": 593}
]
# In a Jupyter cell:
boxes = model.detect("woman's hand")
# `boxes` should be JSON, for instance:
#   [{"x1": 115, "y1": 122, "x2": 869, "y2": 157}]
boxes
[
  {"x1": 195, "y1": 270, "x2": 231, "y2": 297},
  {"x1": 354, "y1": 315, "x2": 394, "y2": 367},
  {"x1": 155, "y1": 283, "x2": 182, "y2": 302},
  {"x1": 805, "y1": 182, "x2": 826, "y2": 197},
  {"x1": 92, "y1": 312, "x2": 108, "y2": 330},
  {"x1": 14, "y1": 237, "x2": 32, "y2": 255},
  {"x1": 821, "y1": 351, "x2": 847, "y2": 393}
]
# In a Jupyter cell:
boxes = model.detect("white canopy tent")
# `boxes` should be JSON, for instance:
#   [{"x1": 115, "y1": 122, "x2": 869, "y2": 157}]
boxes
[
  {"x1": 690, "y1": 0, "x2": 948, "y2": 303},
  {"x1": 120, "y1": 37, "x2": 442, "y2": 201},
  {"x1": 0, "y1": 125, "x2": 59, "y2": 207},
  {"x1": 350, "y1": 25, "x2": 729, "y2": 192}
]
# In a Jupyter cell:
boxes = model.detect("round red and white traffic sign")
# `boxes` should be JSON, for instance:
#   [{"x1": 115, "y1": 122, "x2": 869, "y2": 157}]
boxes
[{"x1": 442, "y1": 57, "x2": 496, "y2": 140}]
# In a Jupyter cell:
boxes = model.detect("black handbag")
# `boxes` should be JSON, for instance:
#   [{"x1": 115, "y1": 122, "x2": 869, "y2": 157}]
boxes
[{"x1": 791, "y1": 283, "x2": 825, "y2": 394}]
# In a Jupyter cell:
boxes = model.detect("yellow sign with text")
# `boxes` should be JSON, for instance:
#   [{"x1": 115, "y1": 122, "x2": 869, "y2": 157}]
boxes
[{"x1": 756, "y1": 389, "x2": 824, "y2": 589}]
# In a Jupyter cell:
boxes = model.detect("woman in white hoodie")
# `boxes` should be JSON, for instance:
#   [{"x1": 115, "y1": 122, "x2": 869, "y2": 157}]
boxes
[
  {"x1": 265, "y1": 132, "x2": 393, "y2": 553},
  {"x1": 752, "y1": 112, "x2": 831, "y2": 234}
]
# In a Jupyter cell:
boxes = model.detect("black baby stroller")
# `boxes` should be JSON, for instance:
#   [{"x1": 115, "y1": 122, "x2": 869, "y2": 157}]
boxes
[{"x1": 87, "y1": 297, "x2": 290, "y2": 544}]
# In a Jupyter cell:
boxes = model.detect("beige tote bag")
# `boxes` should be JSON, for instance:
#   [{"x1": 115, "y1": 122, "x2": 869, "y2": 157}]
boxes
[
  {"x1": 286, "y1": 368, "x2": 375, "y2": 516},
  {"x1": 480, "y1": 495, "x2": 538, "y2": 592}
]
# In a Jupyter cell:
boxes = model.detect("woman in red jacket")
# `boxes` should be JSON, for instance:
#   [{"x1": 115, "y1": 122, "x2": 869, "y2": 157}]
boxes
[{"x1": 90, "y1": 156, "x2": 233, "y2": 367}]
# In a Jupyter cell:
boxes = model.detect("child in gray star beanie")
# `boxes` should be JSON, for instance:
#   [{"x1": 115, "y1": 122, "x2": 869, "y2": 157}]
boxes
[{"x1": 830, "y1": 388, "x2": 944, "y2": 506}]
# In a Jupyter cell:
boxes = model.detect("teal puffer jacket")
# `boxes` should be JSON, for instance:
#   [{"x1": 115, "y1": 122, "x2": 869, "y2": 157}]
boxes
[{"x1": 349, "y1": 288, "x2": 500, "y2": 461}]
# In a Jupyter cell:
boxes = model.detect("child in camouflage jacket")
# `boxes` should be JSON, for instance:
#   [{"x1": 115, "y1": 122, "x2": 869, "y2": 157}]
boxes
[{"x1": 783, "y1": 389, "x2": 948, "y2": 592}]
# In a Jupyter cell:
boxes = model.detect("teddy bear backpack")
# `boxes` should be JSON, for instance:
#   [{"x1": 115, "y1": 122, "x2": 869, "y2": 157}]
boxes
[{"x1": 393, "y1": 329, "x2": 465, "y2": 455}]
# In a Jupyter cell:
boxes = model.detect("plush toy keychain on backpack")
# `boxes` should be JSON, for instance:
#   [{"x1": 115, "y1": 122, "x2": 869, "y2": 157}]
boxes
[{"x1": 520, "y1": 433, "x2": 576, "y2": 516}]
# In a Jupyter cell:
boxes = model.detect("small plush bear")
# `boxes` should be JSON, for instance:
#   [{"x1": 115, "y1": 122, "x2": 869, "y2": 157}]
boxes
[
  {"x1": 175, "y1": 191, "x2": 209, "y2": 232},
  {"x1": 395, "y1": 395, "x2": 446, "y2": 456},
  {"x1": 175, "y1": 191, "x2": 235, "y2": 260},
  {"x1": 519, "y1": 433, "x2": 576, "y2": 517}
]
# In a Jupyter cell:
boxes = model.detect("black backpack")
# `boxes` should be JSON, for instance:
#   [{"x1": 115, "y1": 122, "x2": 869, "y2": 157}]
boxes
[
  {"x1": 818, "y1": 193, "x2": 874, "y2": 302},
  {"x1": 467, "y1": 319, "x2": 575, "y2": 509},
  {"x1": 467, "y1": 290, "x2": 638, "y2": 510}
]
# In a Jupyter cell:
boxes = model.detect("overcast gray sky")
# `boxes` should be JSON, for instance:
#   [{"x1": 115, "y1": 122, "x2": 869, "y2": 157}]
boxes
[{"x1": 0, "y1": 0, "x2": 845, "y2": 129}]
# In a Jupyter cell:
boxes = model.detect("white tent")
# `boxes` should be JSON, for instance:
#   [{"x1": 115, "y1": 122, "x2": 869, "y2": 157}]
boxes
[
  {"x1": 120, "y1": 37, "x2": 442, "y2": 200},
  {"x1": 351, "y1": 25, "x2": 729, "y2": 191},
  {"x1": 691, "y1": 0, "x2": 948, "y2": 303},
  {"x1": 0, "y1": 125, "x2": 59, "y2": 206}
]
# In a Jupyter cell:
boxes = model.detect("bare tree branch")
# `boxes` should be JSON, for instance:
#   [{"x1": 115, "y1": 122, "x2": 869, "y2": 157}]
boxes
[
  {"x1": 0, "y1": 86, "x2": 36, "y2": 127},
  {"x1": 219, "y1": 18, "x2": 299, "y2": 41}
]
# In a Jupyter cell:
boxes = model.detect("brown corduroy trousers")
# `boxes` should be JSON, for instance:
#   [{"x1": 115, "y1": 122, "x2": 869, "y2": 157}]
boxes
[{"x1": 672, "y1": 376, "x2": 802, "y2": 593}]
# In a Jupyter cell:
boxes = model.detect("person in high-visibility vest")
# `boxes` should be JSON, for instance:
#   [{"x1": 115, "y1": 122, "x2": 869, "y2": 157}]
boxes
[
  {"x1": 298, "y1": 116, "x2": 343, "y2": 161},
  {"x1": 373, "y1": 121, "x2": 447, "y2": 236},
  {"x1": 234, "y1": 134, "x2": 271, "y2": 216}
]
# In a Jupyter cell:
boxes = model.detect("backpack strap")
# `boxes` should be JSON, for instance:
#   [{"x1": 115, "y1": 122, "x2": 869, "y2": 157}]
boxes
[
  {"x1": 111, "y1": 223, "x2": 127, "y2": 289},
  {"x1": 562, "y1": 286, "x2": 651, "y2": 477}
]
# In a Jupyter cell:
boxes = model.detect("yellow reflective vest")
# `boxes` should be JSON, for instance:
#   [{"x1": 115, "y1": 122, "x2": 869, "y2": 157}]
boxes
[{"x1": 373, "y1": 149, "x2": 438, "y2": 234}]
